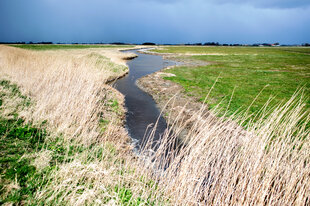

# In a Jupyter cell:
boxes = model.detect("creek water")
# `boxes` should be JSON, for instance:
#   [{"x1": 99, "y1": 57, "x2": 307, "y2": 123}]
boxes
[{"x1": 114, "y1": 49, "x2": 177, "y2": 150}]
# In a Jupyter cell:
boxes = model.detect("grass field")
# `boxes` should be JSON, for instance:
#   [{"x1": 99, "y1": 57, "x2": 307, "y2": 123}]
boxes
[
  {"x1": 154, "y1": 46, "x2": 310, "y2": 117},
  {"x1": 0, "y1": 79, "x2": 160, "y2": 205},
  {"x1": 0, "y1": 45, "x2": 163, "y2": 205},
  {"x1": 0, "y1": 45, "x2": 309, "y2": 205},
  {"x1": 8, "y1": 44, "x2": 133, "y2": 50}
]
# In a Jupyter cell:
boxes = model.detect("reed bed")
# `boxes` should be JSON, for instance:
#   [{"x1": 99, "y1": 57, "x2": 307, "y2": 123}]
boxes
[
  {"x1": 0, "y1": 45, "x2": 308, "y2": 205},
  {"x1": 0, "y1": 45, "x2": 131, "y2": 144},
  {"x1": 141, "y1": 92, "x2": 310, "y2": 205}
]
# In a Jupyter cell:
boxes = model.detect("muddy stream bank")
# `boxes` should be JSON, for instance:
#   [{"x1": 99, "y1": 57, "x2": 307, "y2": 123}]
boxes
[{"x1": 113, "y1": 49, "x2": 178, "y2": 150}]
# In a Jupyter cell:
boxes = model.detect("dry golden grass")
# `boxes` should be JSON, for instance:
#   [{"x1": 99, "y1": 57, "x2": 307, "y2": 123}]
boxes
[
  {"x1": 142, "y1": 92, "x2": 310, "y2": 205},
  {"x1": 0, "y1": 45, "x2": 308, "y2": 205},
  {"x1": 36, "y1": 92, "x2": 309, "y2": 205},
  {"x1": 0, "y1": 45, "x2": 160, "y2": 205},
  {"x1": 0, "y1": 45, "x2": 132, "y2": 144}
]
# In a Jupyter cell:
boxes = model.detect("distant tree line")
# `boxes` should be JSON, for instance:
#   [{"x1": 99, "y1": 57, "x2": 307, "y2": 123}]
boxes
[
  {"x1": 0, "y1": 41, "x2": 309, "y2": 47},
  {"x1": 182, "y1": 42, "x2": 281, "y2": 47},
  {"x1": 142, "y1": 42, "x2": 156, "y2": 45}
]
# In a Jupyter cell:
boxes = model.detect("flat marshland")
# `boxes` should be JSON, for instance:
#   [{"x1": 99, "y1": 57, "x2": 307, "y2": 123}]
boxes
[
  {"x1": 0, "y1": 45, "x2": 309, "y2": 205},
  {"x1": 155, "y1": 46, "x2": 310, "y2": 116}
]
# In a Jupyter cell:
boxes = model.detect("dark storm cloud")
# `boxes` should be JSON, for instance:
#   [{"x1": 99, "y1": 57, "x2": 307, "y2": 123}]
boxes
[
  {"x1": 133, "y1": 0, "x2": 181, "y2": 3},
  {"x1": 0, "y1": 0, "x2": 309, "y2": 44},
  {"x1": 132, "y1": 0, "x2": 310, "y2": 9},
  {"x1": 210, "y1": 0, "x2": 310, "y2": 9}
]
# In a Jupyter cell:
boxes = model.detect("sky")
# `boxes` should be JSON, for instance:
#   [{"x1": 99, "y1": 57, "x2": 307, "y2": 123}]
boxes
[{"x1": 0, "y1": 0, "x2": 310, "y2": 44}]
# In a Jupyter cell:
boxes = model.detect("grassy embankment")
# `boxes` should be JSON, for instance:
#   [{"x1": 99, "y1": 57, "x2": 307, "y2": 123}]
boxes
[
  {"x1": 0, "y1": 45, "x2": 164, "y2": 205},
  {"x1": 154, "y1": 46, "x2": 310, "y2": 117},
  {"x1": 0, "y1": 45, "x2": 309, "y2": 205}
]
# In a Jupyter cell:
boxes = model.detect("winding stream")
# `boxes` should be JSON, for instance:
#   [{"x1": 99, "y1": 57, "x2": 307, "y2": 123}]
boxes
[{"x1": 114, "y1": 49, "x2": 177, "y2": 149}]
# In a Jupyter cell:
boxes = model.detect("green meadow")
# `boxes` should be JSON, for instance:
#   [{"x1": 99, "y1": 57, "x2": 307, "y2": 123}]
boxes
[{"x1": 155, "y1": 46, "x2": 310, "y2": 116}]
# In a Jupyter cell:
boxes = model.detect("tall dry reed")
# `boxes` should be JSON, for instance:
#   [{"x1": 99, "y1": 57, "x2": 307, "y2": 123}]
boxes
[
  {"x1": 141, "y1": 92, "x2": 309, "y2": 205},
  {"x1": 0, "y1": 45, "x2": 131, "y2": 144},
  {"x1": 1, "y1": 45, "x2": 308, "y2": 205}
]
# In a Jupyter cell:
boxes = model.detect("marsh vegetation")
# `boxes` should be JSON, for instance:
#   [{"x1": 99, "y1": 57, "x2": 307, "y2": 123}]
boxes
[{"x1": 0, "y1": 45, "x2": 309, "y2": 205}]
